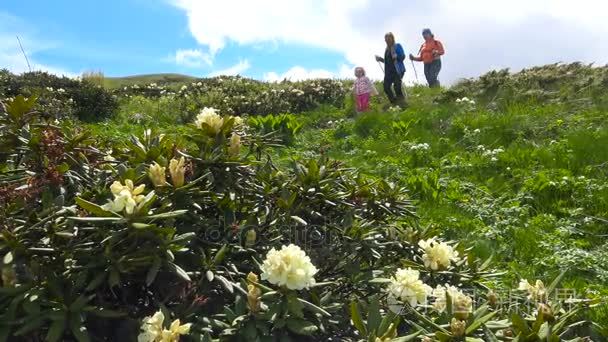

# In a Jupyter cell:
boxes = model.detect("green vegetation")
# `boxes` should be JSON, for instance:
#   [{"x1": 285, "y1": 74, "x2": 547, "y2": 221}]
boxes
[
  {"x1": 104, "y1": 73, "x2": 199, "y2": 89},
  {"x1": 1, "y1": 63, "x2": 606, "y2": 341}
]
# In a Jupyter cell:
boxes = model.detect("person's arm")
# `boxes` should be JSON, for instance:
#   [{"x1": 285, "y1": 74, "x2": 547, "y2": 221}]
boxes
[
  {"x1": 375, "y1": 55, "x2": 385, "y2": 63},
  {"x1": 435, "y1": 40, "x2": 445, "y2": 56},
  {"x1": 395, "y1": 44, "x2": 406, "y2": 62},
  {"x1": 409, "y1": 44, "x2": 424, "y2": 62}
]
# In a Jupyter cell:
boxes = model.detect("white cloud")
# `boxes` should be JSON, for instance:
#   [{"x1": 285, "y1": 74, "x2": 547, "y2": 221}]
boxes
[
  {"x1": 170, "y1": 0, "x2": 608, "y2": 84},
  {"x1": 208, "y1": 60, "x2": 251, "y2": 77},
  {"x1": 172, "y1": 48, "x2": 213, "y2": 67}
]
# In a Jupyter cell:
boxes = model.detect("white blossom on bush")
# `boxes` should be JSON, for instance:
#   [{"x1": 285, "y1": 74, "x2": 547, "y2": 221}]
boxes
[
  {"x1": 138, "y1": 310, "x2": 191, "y2": 342},
  {"x1": 410, "y1": 143, "x2": 430, "y2": 151},
  {"x1": 518, "y1": 279, "x2": 547, "y2": 302},
  {"x1": 432, "y1": 285, "x2": 473, "y2": 318},
  {"x1": 194, "y1": 107, "x2": 224, "y2": 134},
  {"x1": 387, "y1": 268, "x2": 432, "y2": 306},
  {"x1": 102, "y1": 180, "x2": 150, "y2": 215},
  {"x1": 148, "y1": 162, "x2": 167, "y2": 187},
  {"x1": 260, "y1": 244, "x2": 318, "y2": 290},
  {"x1": 418, "y1": 237, "x2": 459, "y2": 270},
  {"x1": 169, "y1": 157, "x2": 186, "y2": 188}
]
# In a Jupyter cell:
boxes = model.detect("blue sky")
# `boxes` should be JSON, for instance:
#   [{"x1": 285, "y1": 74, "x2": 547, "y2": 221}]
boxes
[
  {"x1": 1, "y1": 0, "x2": 607, "y2": 82},
  {"x1": 0, "y1": 0, "x2": 346, "y2": 79}
]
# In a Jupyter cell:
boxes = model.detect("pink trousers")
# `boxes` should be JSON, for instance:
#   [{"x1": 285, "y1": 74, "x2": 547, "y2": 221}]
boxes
[{"x1": 356, "y1": 93, "x2": 371, "y2": 112}]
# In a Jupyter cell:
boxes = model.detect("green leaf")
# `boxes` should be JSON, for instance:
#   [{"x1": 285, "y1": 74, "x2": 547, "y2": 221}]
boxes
[
  {"x1": 547, "y1": 270, "x2": 567, "y2": 295},
  {"x1": 46, "y1": 318, "x2": 65, "y2": 342},
  {"x1": 75, "y1": 197, "x2": 115, "y2": 217},
  {"x1": 215, "y1": 275, "x2": 233, "y2": 293},
  {"x1": 69, "y1": 217, "x2": 122, "y2": 223},
  {"x1": 146, "y1": 258, "x2": 162, "y2": 286},
  {"x1": 70, "y1": 315, "x2": 90, "y2": 342},
  {"x1": 167, "y1": 262, "x2": 191, "y2": 282},
  {"x1": 287, "y1": 293, "x2": 305, "y2": 318},
  {"x1": 349, "y1": 301, "x2": 367, "y2": 336},
  {"x1": 85, "y1": 272, "x2": 106, "y2": 291},
  {"x1": 367, "y1": 296, "x2": 381, "y2": 333},
  {"x1": 286, "y1": 318, "x2": 318, "y2": 336},
  {"x1": 290, "y1": 216, "x2": 308, "y2": 226},
  {"x1": 538, "y1": 322, "x2": 550, "y2": 340},
  {"x1": 392, "y1": 331, "x2": 422, "y2": 342},
  {"x1": 297, "y1": 298, "x2": 331, "y2": 317},
  {"x1": 369, "y1": 278, "x2": 392, "y2": 284},
  {"x1": 466, "y1": 311, "x2": 497, "y2": 334},
  {"x1": 212, "y1": 244, "x2": 229, "y2": 266},
  {"x1": 13, "y1": 316, "x2": 46, "y2": 336},
  {"x1": 146, "y1": 209, "x2": 188, "y2": 220},
  {"x1": 86, "y1": 308, "x2": 126, "y2": 318},
  {"x1": 435, "y1": 331, "x2": 452, "y2": 342}
]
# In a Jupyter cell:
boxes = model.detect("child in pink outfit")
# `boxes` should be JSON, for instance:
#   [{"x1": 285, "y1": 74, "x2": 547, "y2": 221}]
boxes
[{"x1": 353, "y1": 67, "x2": 377, "y2": 112}]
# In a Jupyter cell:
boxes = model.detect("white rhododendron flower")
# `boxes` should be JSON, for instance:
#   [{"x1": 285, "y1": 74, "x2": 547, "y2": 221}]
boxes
[
  {"x1": 102, "y1": 180, "x2": 150, "y2": 215},
  {"x1": 148, "y1": 162, "x2": 167, "y2": 187},
  {"x1": 432, "y1": 285, "x2": 473, "y2": 316},
  {"x1": 194, "y1": 107, "x2": 224, "y2": 134},
  {"x1": 260, "y1": 244, "x2": 318, "y2": 290},
  {"x1": 418, "y1": 237, "x2": 459, "y2": 270},
  {"x1": 228, "y1": 132, "x2": 241, "y2": 156},
  {"x1": 387, "y1": 268, "x2": 432, "y2": 306},
  {"x1": 138, "y1": 310, "x2": 191, "y2": 342},
  {"x1": 169, "y1": 157, "x2": 186, "y2": 188},
  {"x1": 518, "y1": 279, "x2": 547, "y2": 301}
]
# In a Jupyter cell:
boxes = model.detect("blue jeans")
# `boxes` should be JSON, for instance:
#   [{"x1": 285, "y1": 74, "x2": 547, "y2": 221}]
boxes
[{"x1": 424, "y1": 59, "x2": 442, "y2": 88}]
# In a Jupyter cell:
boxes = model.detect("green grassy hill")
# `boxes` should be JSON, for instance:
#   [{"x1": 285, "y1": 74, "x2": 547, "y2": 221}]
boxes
[{"x1": 103, "y1": 73, "x2": 199, "y2": 88}]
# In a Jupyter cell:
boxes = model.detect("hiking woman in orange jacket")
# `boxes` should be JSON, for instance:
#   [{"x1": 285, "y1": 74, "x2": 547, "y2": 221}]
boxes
[{"x1": 409, "y1": 28, "x2": 444, "y2": 88}]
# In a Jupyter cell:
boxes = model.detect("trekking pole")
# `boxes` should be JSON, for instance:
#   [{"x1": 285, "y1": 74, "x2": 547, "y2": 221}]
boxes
[
  {"x1": 377, "y1": 60, "x2": 385, "y2": 74},
  {"x1": 410, "y1": 60, "x2": 419, "y2": 83}
]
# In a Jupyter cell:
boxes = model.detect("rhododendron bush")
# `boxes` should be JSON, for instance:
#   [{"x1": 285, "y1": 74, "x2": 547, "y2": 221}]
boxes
[{"x1": 0, "y1": 95, "x2": 601, "y2": 341}]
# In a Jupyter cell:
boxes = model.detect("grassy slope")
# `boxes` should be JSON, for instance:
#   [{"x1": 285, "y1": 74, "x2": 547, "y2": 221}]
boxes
[
  {"x1": 286, "y1": 86, "x2": 608, "y2": 302},
  {"x1": 103, "y1": 73, "x2": 198, "y2": 89}
]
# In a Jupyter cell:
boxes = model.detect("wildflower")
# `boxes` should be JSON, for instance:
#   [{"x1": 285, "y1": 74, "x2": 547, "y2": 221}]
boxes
[
  {"x1": 518, "y1": 279, "x2": 547, "y2": 302},
  {"x1": 228, "y1": 133, "x2": 241, "y2": 156},
  {"x1": 432, "y1": 285, "x2": 473, "y2": 319},
  {"x1": 260, "y1": 244, "x2": 318, "y2": 290},
  {"x1": 418, "y1": 237, "x2": 459, "y2": 270},
  {"x1": 194, "y1": 107, "x2": 224, "y2": 135},
  {"x1": 450, "y1": 318, "x2": 466, "y2": 337},
  {"x1": 247, "y1": 272, "x2": 262, "y2": 313},
  {"x1": 232, "y1": 116, "x2": 244, "y2": 127},
  {"x1": 1, "y1": 266, "x2": 17, "y2": 287},
  {"x1": 148, "y1": 162, "x2": 167, "y2": 187},
  {"x1": 387, "y1": 268, "x2": 432, "y2": 306},
  {"x1": 169, "y1": 157, "x2": 186, "y2": 188},
  {"x1": 138, "y1": 310, "x2": 191, "y2": 342},
  {"x1": 102, "y1": 180, "x2": 149, "y2": 215},
  {"x1": 245, "y1": 229, "x2": 256, "y2": 247}
]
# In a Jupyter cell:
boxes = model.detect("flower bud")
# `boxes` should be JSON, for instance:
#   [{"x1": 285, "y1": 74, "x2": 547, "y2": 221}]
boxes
[
  {"x1": 228, "y1": 132, "x2": 241, "y2": 157},
  {"x1": 1, "y1": 266, "x2": 17, "y2": 287},
  {"x1": 450, "y1": 318, "x2": 466, "y2": 337},
  {"x1": 169, "y1": 157, "x2": 186, "y2": 188},
  {"x1": 246, "y1": 272, "x2": 261, "y2": 314},
  {"x1": 148, "y1": 162, "x2": 166, "y2": 187},
  {"x1": 487, "y1": 290, "x2": 499, "y2": 307},
  {"x1": 538, "y1": 303, "x2": 555, "y2": 322},
  {"x1": 245, "y1": 229, "x2": 256, "y2": 247},
  {"x1": 454, "y1": 294, "x2": 473, "y2": 320}
]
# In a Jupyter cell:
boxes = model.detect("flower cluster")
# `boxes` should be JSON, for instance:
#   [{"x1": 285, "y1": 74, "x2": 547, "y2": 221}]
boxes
[
  {"x1": 194, "y1": 107, "x2": 224, "y2": 134},
  {"x1": 518, "y1": 279, "x2": 547, "y2": 302},
  {"x1": 102, "y1": 179, "x2": 151, "y2": 215},
  {"x1": 387, "y1": 268, "x2": 432, "y2": 306},
  {"x1": 456, "y1": 97, "x2": 476, "y2": 105},
  {"x1": 418, "y1": 237, "x2": 459, "y2": 270},
  {"x1": 260, "y1": 244, "x2": 318, "y2": 290},
  {"x1": 432, "y1": 285, "x2": 473, "y2": 319},
  {"x1": 410, "y1": 143, "x2": 430, "y2": 151},
  {"x1": 477, "y1": 145, "x2": 504, "y2": 161},
  {"x1": 138, "y1": 310, "x2": 191, "y2": 342}
]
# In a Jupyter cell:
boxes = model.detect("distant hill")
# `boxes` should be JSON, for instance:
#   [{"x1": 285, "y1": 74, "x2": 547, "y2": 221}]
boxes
[{"x1": 103, "y1": 73, "x2": 199, "y2": 88}]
